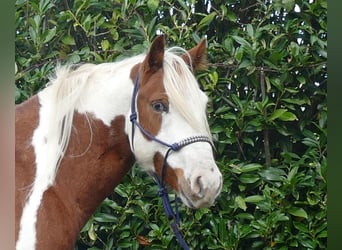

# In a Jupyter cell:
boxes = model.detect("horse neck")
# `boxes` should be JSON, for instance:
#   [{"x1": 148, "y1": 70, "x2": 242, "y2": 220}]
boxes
[
  {"x1": 52, "y1": 113, "x2": 135, "y2": 227},
  {"x1": 47, "y1": 62, "x2": 138, "y2": 227}
]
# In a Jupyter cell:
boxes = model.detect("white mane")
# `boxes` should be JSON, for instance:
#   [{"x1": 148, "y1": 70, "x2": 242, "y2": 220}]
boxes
[{"x1": 163, "y1": 48, "x2": 212, "y2": 140}]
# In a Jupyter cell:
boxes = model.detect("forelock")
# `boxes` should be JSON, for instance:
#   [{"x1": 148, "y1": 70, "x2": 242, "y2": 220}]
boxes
[{"x1": 162, "y1": 48, "x2": 211, "y2": 139}]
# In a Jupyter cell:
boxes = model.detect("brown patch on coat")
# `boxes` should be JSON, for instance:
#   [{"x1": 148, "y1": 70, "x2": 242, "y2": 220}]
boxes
[
  {"x1": 129, "y1": 36, "x2": 168, "y2": 139},
  {"x1": 153, "y1": 152, "x2": 185, "y2": 192}
]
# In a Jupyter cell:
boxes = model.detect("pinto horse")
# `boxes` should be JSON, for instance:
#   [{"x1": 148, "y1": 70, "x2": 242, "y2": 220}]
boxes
[{"x1": 15, "y1": 35, "x2": 222, "y2": 250}]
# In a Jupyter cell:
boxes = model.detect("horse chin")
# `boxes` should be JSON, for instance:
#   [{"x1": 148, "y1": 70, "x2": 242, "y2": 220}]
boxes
[{"x1": 178, "y1": 192, "x2": 214, "y2": 209}]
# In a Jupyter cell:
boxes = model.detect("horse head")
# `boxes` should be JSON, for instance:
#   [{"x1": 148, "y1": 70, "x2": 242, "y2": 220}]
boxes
[{"x1": 128, "y1": 36, "x2": 222, "y2": 208}]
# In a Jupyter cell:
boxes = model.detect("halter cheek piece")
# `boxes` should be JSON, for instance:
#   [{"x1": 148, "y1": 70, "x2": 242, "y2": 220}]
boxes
[{"x1": 129, "y1": 72, "x2": 212, "y2": 250}]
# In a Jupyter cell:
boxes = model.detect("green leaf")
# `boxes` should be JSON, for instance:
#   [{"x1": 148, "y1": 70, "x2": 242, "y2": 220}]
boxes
[
  {"x1": 88, "y1": 223, "x2": 97, "y2": 241},
  {"x1": 273, "y1": 212, "x2": 290, "y2": 222},
  {"x1": 235, "y1": 46, "x2": 244, "y2": 63},
  {"x1": 197, "y1": 12, "x2": 216, "y2": 31},
  {"x1": 243, "y1": 137, "x2": 254, "y2": 146},
  {"x1": 209, "y1": 71, "x2": 219, "y2": 84},
  {"x1": 176, "y1": 0, "x2": 188, "y2": 11},
  {"x1": 62, "y1": 35, "x2": 76, "y2": 45},
  {"x1": 29, "y1": 26, "x2": 37, "y2": 44},
  {"x1": 279, "y1": 111, "x2": 297, "y2": 121},
  {"x1": 147, "y1": 0, "x2": 159, "y2": 12},
  {"x1": 240, "y1": 173, "x2": 260, "y2": 184},
  {"x1": 120, "y1": 231, "x2": 130, "y2": 239},
  {"x1": 110, "y1": 29, "x2": 119, "y2": 40},
  {"x1": 289, "y1": 41, "x2": 300, "y2": 57},
  {"x1": 238, "y1": 59, "x2": 252, "y2": 69},
  {"x1": 101, "y1": 39, "x2": 110, "y2": 51},
  {"x1": 236, "y1": 213, "x2": 255, "y2": 220},
  {"x1": 115, "y1": 184, "x2": 129, "y2": 198},
  {"x1": 287, "y1": 166, "x2": 299, "y2": 181},
  {"x1": 268, "y1": 109, "x2": 287, "y2": 121},
  {"x1": 270, "y1": 33, "x2": 286, "y2": 48},
  {"x1": 246, "y1": 24, "x2": 254, "y2": 38},
  {"x1": 39, "y1": 0, "x2": 55, "y2": 13},
  {"x1": 82, "y1": 14, "x2": 92, "y2": 31},
  {"x1": 282, "y1": 98, "x2": 307, "y2": 105},
  {"x1": 215, "y1": 105, "x2": 230, "y2": 114},
  {"x1": 317, "y1": 230, "x2": 327, "y2": 238},
  {"x1": 235, "y1": 196, "x2": 247, "y2": 211},
  {"x1": 43, "y1": 27, "x2": 56, "y2": 43},
  {"x1": 268, "y1": 109, "x2": 297, "y2": 122},
  {"x1": 244, "y1": 195, "x2": 265, "y2": 203},
  {"x1": 66, "y1": 53, "x2": 81, "y2": 64},
  {"x1": 297, "y1": 76, "x2": 306, "y2": 85},
  {"x1": 259, "y1": 167, "x2": 286, "y2": 181},
  {"x1": 302, "y1": 137, "x2": 319, "y2": 147},
  {"x1": 93, "y1": 213, "x2": 118, "y2": 223},
  {"x1": 288, "y1": 207, "x2": 308, "y2": 219},
  {"x1": 264, "y1": 76, "x2": 271, "y2": 93},
  {"x1": 284, "y1": 87, "x2": 299, "y2": 94},
  {"x1": 222, "y1": 113, "x2": 237, "y2": 120},
  {"x1": 225, "y1": 8, "x2": 237, "y2": 22},
  {"x1": 240, "y1": 163, "x2": 263, "y2": 173},
  {"x1": 232, "y1": 35, "x2": 251, "y2": 48}
]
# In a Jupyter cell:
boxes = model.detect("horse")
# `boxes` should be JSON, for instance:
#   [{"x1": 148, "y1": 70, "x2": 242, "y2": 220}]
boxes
[{"x1": 15, "y1": 35, "x2": 223, "y2": 250}]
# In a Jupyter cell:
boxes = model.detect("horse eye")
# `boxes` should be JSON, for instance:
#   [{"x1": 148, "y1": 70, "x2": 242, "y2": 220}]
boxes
[{"x1": 152, "y1": 101, "x2": 168, "y2": 113}]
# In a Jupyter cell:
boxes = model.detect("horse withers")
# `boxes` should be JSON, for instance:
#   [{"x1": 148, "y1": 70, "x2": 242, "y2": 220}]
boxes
[{"x1": 15, "y1": 36, "x2": 222, "y2": 249}]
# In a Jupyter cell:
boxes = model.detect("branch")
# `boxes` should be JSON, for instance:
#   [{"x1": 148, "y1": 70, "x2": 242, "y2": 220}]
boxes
[{"x1": 260, "y1": 67, "x2": 271, "y2": 167}]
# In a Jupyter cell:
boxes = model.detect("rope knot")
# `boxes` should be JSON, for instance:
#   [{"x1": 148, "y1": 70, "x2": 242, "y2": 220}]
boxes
[
  {"x1": 170, "y1": 143, "x2": 181, "y2": 151},
  {"x1": 158, "y1": 187, "x2": 167, "y2": 197},
  {"x1": 130, "y1": 112, "x2": 137, "y2": 122}
]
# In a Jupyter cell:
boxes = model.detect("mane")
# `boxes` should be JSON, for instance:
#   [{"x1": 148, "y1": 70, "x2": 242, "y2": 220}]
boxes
[{"x1": 163, "y1": 47, "x2": 212, "y2": 140}]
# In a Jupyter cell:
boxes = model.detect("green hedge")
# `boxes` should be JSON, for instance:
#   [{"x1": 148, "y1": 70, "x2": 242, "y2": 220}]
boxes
[{"x1": 16, "y1": 0, "x2": 327, "y2": 249}]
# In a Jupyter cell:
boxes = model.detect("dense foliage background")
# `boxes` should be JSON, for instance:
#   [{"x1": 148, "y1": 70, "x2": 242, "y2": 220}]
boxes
[{"x1": 15, "y1": 0, "x2": 327, "y2": 249}]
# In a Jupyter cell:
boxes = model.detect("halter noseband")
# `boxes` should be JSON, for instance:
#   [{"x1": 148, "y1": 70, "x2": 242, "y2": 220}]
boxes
[{"x1": 129, "y1": 72, "x2": 212, "y2": 250}]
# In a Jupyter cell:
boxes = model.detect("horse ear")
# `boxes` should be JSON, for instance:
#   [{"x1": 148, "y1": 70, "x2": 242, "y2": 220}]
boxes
[
  {"x1": 182, "y1": 39, "x2": 207, "y2": 72},
  {"x1": 142, "y1": 35, "x2": 165, "y2": 73}
]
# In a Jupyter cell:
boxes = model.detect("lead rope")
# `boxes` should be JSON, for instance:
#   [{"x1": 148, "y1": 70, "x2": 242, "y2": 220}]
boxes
[
  {"x1": 153, "y1": 137, "x2": 212, "y2": 250},
  {"x1": 153, "y1": 147, "x2": 190, "y2": 250},
  {"x1": 130, "y1": 71, "x2": 213, "y2": 250}
]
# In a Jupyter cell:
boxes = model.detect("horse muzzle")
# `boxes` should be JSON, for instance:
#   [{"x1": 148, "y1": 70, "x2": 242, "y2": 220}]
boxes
[{"x1": 177, "y1": 167, "x2": 223, "y2": 208}]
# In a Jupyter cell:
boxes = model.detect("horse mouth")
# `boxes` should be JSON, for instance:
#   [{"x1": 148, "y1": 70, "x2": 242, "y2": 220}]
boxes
[
  {"x1": 152, "y1": 152, "x2": 222, "y2": 208},
  {"x1": 177, "y1": 174, "x2": 222, "y2": 209}
]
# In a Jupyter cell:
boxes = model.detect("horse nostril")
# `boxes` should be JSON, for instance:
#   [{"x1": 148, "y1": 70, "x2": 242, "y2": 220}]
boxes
[{"x1": 193, "y1": 176, "x2": 204, "y2": 198}]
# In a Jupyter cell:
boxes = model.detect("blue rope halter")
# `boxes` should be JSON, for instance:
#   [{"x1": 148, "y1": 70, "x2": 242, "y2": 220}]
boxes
[{"x1": 129, "y1": 72, "x2": 212, "y2": 250}]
